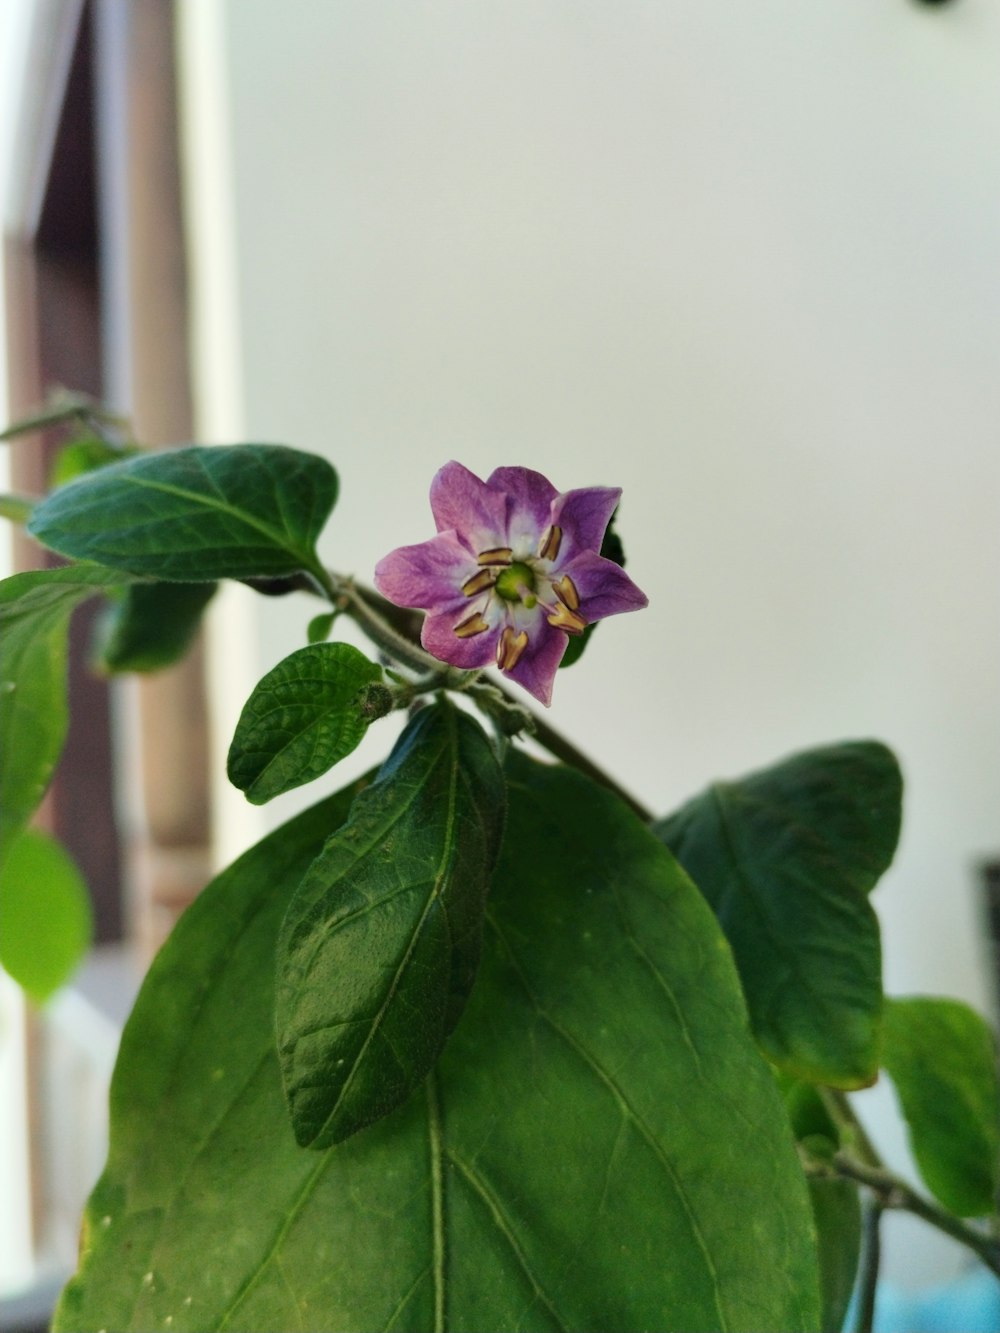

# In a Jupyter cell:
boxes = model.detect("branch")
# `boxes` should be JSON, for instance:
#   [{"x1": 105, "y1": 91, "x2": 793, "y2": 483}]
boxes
[
  {"x1": 490, "y1": 680, "x2": 653, "y2": 823},
  {"x1": 818, "y1": 1088, "x2": 883, "y2": 1169},
  {"x1": 338, "y1": 577, "x2": 655, "y2": 821},
  {"x1": 853, "y1": 1198, "x2": 883, "y2": 1333},
  {"x1": 832, "y1": 1153, "x2": 1000, "y2": 1279},
  {"x1": 808, "y1": 1088, "x2": 1000, "y2": 1283}
]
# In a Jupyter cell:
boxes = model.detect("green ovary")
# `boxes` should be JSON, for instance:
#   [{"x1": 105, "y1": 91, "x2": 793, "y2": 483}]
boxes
[{"x1": 494, "y1": 562, "x2": 536, "y2": 604}]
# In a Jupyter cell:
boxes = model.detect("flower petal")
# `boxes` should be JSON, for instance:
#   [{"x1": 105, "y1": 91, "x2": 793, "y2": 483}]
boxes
[
  {"x1": 421, "y1": 604, "x2": 500, "y2": 669},
  {"x1": 374, "y1": 532, "x2": 474, "y2": 610},
  {"x1": 503, "y1": 621, "x2": 567, "y2": 707},
  {"x1": 486, "y1": 466, "x2": 559, "y2": 555},
  {"x1": 563, "y1": 549, "x2": 649, "y2": 622},
  {"x1": 429, "y1": 462, "x2": 508, "y2": 554},
  {"x1": 550, "y1": 486, "x2": 622, "y2": 561}
]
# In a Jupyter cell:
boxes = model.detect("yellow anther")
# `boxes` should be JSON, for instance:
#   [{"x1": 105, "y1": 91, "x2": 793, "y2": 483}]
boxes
[
  {"x1": 477, "y1": 547, "x2": 513, "y2": 566},
  {"x1": 454, "y1": 611, "x2": 490, "y2": 639},
  {"x1": 462, "y1": 569, "x2": 495, "y2": 597},
  {"x1": 496, "y1": 626, "x2": 529, "y2": 670},
  {"x1": 546, "y1": 602, "x2": 586, "y2": 635},
  {"x1": 553, "y1": 574, "x2": 580, "y2": 611},
  {"x1": 538, "y1": 525, "x2": 562, "y2": 561}
]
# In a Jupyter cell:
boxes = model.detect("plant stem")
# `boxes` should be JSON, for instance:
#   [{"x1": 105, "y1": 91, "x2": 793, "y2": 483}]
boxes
[
  {"x1": 491, "y1": 681, "x2": 654, "y2": 823},
  {"x1": 819, "y1": 1088, "x2": 882, "y2": 1168},
  {"x1": 0, "y1": 390, "x2": 130, "y2": 443},
  {"x1": 854, "y1": 1197, "x2": 883, "y2": 1333},
  {"x1": 832, "y1": 1153, "x2": 1000, "y2": 1279},
  {"x1": 254, "y1": 558, "x2": 654, "y2": 821},
  {"x1": 815, "y1": 1088, "x2": 1000, "y2": 1281},
  {"x1": 333, "y1": 578, "x2": 451, "y2": 676},
  {"x1": 336, "y1": 576, "x2": 657, "y2": 821}
]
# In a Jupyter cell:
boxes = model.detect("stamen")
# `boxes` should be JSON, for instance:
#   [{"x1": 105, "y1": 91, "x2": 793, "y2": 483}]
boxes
[
  {"x1": 496, "y1": 626, "x2": 529, "y2": 670},
  {"x1": 477, "y1": 547, "x2": 513, "y2": 567},
  {"x1": 462, "y1": 569, "x2": 496, "y2": 597},
  {"x1": 454, "y1": 611, "x2": 491, "y2": 639},
  {"x1": 553, "y1": 574, "x2": 580, "y2": 611},
  {"x1": 546, "y1": 602, "x2": 586, "y2": 635},
  {"x1": 538, "y1": 525, "x2": 562, "y2": 561}
]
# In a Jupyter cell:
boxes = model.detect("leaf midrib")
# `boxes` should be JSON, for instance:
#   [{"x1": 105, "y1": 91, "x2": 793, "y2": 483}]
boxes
[
  {"x1": 50, "y1": 468, "x2": 317, "y2": 570},
  {"x1": 118, "y1": 473, "x2": 303, "y2": 549},
  {"x1": 281, "y1": 751, "x2": 440, "y2": 1004},
  {"x1": 239, "y1": 678, "x2": 372, "y2": 796},
  {"x1": 312, "y1": 707, "x2": 462, "y2": 1142}
]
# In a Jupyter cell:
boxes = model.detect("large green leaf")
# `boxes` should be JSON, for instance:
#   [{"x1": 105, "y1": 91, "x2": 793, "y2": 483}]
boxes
[
  {"x1": 228, "y1": 642, "x2": 386, "y2": 804},
  {"x1": 276, "y1": 701, "x2": 506, "y2": 1145},
  {"x1": 882, "y1": 996, "x2": 1000, "y2": 1217},
  {"x1": 56, "y1": 752, "x2": 819, "y2": 1333},
  {"x1": 0, "y1": 828, "x2": 92, "y2": 1003},
  {"x1": 654, "y1": 741, "x2": 902, "y2": 1087},
  {"x1": 28, "y1": 444, "x2": 337, "y2": 584},
  {"x1": 94, "y1": 581, "x2": 217, "y2": 673},
  {"x1": 0, "y1": 566, "x2": 132, "y2": 864}
]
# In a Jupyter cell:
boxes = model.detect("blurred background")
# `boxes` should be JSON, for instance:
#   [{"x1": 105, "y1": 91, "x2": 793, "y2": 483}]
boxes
[{"x1": 1, "y1": 0, "x2": 998, "y2": 1326}]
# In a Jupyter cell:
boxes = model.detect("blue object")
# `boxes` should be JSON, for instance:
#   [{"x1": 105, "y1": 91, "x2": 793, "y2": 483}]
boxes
[{"x1": 847, "y1": 1267, "x2": 1000, "y2": 1333}]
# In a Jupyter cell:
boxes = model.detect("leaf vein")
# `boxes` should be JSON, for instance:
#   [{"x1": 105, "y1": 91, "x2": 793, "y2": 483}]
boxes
[
  {"x1": 486, "y1": 911, "x2": 731, "y2": 1333},
  {"x1": 446, "y1": 1150, "x2": 569, "y2": 1333}
]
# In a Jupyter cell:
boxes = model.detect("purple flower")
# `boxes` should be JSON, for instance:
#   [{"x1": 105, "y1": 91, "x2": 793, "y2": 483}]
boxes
[{"x1": 374, "y1": 462, "x2": 648, "y2": 705}]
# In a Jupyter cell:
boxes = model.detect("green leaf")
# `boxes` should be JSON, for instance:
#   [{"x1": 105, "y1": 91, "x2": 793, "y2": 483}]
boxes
[
  {"x1": 654, "y1": 741, "x2": 901, "y2": 1088},
  {"x1": 50, "y1": 435, "x2": 141, "y2": 489},
  {"x1": 276, "y1": 701, "x2": 506, "y2": 1146},
  {"x1": 228, "y1": 643, "x2": 386, "y2": 805},
  {"x1": 0, "y1": 393, "x2": 129, "y2": 441},
  {"x1": 0, "y1": 493, "x2": 35, "y2": 523},
  {"x1": 808, "y1": 1172, "x2": 862, "y2": 1333},
  {"x1": 56, "y1": 753, "x2": 819, "y2": 1333},
  {"x1": 306, "y1": 610, "x2": 337, "y2": 644},
  {"x1": 93, "y1": 581, "x2": 217, "y2": 673},
  {"x1": 0, "y1": 828, "x2": 92, "y2": 1003},
  {"x1": 882, "y1": 996, "x2": 1000, "y2": 1217},
  {"x1": 52, "y1": 781, "x2": 367, "y2": 1333},
  {"x1": 777, "y1": 1072, "x2": 838, "y2": 1143},
  {"x1": 28, "y1": 444, "x2": 338, "y2": 584},
  {"x1": 0, "y1": 566, "x2": 133, "y2": 864}
]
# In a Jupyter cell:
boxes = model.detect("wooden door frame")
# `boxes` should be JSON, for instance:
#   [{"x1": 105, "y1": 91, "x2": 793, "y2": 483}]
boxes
[
  {"x1": 4, "y1": 0, "x2": 213, "y2": 959},
  {"x1": 4, "y1": 0, "x2": 122, "y2": 941},
  {"x1": 3, "y1": 0, "x2": 213, "y2": 1266}
]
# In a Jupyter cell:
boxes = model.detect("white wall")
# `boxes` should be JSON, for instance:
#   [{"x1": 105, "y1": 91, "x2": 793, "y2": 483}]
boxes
[{"x1": 178, "y1": 0, "x2": 1000, "y2": 1288}]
